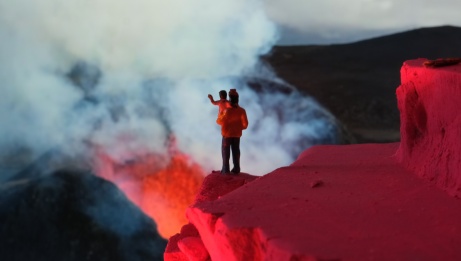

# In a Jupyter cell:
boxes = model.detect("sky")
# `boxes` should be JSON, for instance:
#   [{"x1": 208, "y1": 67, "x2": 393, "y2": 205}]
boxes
[{"x1": 264, "y1": 0, "x2": 461, "y2": 45}]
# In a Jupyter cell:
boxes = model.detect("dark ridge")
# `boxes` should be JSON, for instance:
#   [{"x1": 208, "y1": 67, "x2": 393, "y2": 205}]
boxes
[{"x1": 264, "y1": 25, "x2": 461, "y2": 143}]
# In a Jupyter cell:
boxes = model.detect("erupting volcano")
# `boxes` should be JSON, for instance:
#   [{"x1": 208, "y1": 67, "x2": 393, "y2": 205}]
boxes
[
  {"x1": 94, "y1": 137, "x2": 205, "y2": 238},
  {"x1": 0, "y1": 0, "x2": 344, "y2": 259}
]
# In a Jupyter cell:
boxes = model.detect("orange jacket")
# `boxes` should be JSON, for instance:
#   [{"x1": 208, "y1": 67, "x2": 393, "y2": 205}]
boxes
[
  {"x1": 210, "y1": 99, "x2": 231, "y2": 117},
  {"x1": 216, "y1": 105, "x2": 249, "y2": 137}
]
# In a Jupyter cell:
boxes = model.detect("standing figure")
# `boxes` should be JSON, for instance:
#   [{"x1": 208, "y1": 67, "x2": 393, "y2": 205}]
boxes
[
  {"x1": 216, "y1": 89, "x2": 248, "y2": 174},
  {"x1": 208, "y1": 90, "x2": 231, "y2": 119}
]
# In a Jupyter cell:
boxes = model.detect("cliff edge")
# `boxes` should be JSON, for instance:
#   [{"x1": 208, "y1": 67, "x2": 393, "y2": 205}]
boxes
[{"x1": 165, "y1": 59, "x2": 461, "y2": 260}]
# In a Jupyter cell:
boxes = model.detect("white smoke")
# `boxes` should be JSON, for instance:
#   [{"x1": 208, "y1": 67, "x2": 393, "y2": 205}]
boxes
[{"x1": 0, "y1": 0, "x2": 340, "y2": 176}]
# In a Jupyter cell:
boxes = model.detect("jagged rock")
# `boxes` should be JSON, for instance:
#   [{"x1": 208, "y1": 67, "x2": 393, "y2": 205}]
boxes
[{"x1": 164, "y1": 173, "x2": 257, "y2": 261}]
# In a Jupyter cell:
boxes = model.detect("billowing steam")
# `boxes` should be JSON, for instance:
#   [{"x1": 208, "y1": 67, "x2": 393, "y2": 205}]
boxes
[{"x1": 0, "y1": 0, "x2": 340, "y2": 176}]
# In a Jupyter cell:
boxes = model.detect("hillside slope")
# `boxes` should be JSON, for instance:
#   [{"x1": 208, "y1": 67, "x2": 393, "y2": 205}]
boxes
[{"x1": 265, "y1": 25, "x2": 461, "y2": 142}]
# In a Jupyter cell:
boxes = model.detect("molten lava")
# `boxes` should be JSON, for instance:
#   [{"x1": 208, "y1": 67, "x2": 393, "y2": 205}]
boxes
[
  {"x1": 94, "y1": 146, "x2": 204, "y2": 238},
  {"x1": 140, "y1": 154, "x2": 204, "y2": 237}
]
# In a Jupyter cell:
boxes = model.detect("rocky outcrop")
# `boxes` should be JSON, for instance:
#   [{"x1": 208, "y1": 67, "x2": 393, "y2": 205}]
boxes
[
  {"x1": 396, "y1": 58, "x2": 461, "y2": 197},
  {"x1": 166, "y1": 59, "x2": 461, "y2": 260},
  {"x1": 164, "y1": 173, "x2": 257, "y2": 260}
]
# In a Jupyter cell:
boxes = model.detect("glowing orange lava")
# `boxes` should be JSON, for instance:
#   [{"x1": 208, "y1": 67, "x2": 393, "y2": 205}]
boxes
[
  {"x1": 140, "y1": 153, "x2": 204, "y2": 238},
  {"x1": 94, "y1": 147, "x2": 205, "y2": 239}
]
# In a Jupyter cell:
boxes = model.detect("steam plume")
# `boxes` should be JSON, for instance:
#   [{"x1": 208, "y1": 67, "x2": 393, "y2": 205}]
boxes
[{"x1": 0, "y1": 0, "x2": 339, "y2": 175}]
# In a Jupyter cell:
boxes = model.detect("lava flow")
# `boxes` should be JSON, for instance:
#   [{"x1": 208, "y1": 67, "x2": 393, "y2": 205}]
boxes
[{"x1": 94, "y1": 142, "x2": 205, "y2": 239}]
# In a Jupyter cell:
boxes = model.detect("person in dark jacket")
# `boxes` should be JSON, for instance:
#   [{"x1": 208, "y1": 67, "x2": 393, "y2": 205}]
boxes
[{"x1": 216, "y1": 89, "x2": 248, "y2": 174}]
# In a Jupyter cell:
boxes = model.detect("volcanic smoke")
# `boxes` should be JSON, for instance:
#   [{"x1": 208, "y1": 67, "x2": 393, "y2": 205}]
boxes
[{"x1": 0, "y1": 0, "x2": 342, "y2": 238}]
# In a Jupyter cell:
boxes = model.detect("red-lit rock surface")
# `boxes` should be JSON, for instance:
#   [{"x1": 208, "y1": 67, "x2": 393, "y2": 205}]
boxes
[
  {"x1": 164, "y1": 174, "x2": 258, "y2": 261},
  {"x1": 396, "y1": 58, "x2": 461, "y2": 197},
  {"x1": 165, "y1": 60, "x2": 461, "y2": 260},
  {"x1": 164, "y1": 223, "x2": 209, "y2": 261}
]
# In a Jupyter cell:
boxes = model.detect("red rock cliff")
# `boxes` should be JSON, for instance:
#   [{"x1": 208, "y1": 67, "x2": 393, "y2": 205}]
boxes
[
  {"x1": 165, "y1": 59, "x2": 461, "y2": 260},
  {"x1": 396, "y1": 58, "x2": 461, "y2": 197}
]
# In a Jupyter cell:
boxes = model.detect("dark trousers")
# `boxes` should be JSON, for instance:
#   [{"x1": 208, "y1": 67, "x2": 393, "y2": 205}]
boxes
[{"x1": 221, "y1": 137, "x2": 240, "y2": 173}]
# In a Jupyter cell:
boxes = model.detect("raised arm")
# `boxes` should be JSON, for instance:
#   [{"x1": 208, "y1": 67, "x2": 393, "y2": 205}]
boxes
[{"x1": 208, "y1": 94, "x2": 219, "y2": 105}]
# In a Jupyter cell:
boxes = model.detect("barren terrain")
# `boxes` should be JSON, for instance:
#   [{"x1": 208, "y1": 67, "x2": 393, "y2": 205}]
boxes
[{"x1": 265, "y1": 25, "x2": 461, "y2": 142}]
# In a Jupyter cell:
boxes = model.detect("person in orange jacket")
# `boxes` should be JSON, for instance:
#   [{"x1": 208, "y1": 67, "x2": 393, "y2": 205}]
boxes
[
  {"x1": 216, "y1": 89, "x2": 248, "y2": 174},
  {"x1": 208, "y1": 90, "x2": 231, "y2": 119}
]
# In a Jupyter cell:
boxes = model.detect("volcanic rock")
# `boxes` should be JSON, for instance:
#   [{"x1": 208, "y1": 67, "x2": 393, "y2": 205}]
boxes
[
  {"x1": 165, "y1": 223, "x2": 209, "y2": 261},
  {"x1": 164, "y1": 173, "x2": 258, "y2": 260},
  {"x1": 396, "y1": 58, "x2": 461, "y2": 197},
  {"x1": 166, "y1": 59, "x2": 461, "y2": 260},
  {"x1": 0, "y1": 169, "x2": 167, "y2": 261}
]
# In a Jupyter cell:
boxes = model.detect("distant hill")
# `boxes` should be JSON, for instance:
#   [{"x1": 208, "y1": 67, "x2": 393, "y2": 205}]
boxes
[{"x1": 264, "y1": 25, "x2": 461, "y2": 142}]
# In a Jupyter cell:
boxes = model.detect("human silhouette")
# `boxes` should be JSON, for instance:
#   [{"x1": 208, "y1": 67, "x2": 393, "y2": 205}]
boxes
[
  {"x1": 208, "y1": 90, "x2": 231, "y2": 120},
  {"x1": 216, "y1": 89, "x2": 248, "y2": 174}
]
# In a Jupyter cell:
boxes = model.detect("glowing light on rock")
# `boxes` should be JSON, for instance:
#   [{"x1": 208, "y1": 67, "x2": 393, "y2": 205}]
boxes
[{"x1": 94, "y1": 142, "x2": 204, "y2": 238}]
